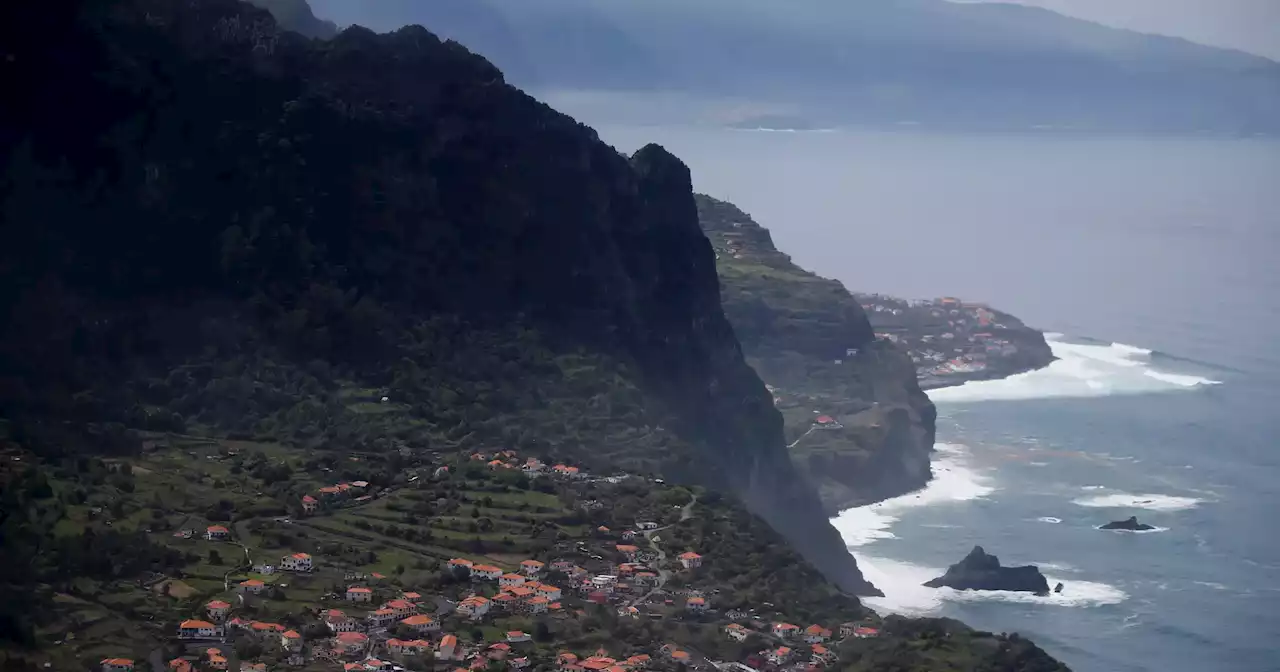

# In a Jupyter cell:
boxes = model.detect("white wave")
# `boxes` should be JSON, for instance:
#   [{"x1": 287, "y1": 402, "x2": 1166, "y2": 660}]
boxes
[
  {"x1": 1081, "y1": 485, "x2": 1107, "y2": 490},
  {"x1": 830, "y1": 444, "x2": 992, "y2": 547},
  {"x1": 1073, "y1": 492, "x2": 1203, "y2": 511},
  {"x1": 855, "y1": 555, "x2": 1127, "y2": 615},
  {"x1": 928, "y1": 334, "x2": 1221, "y2": 403},
  {"x1": 1037, "y1": 516, "x2": 1062, "y2": 524}
]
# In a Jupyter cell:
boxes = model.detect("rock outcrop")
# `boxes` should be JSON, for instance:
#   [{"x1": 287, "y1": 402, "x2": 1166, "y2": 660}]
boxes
[
  {"x1": 1100, "y1": 516, "x2": 1157, "y2": 531},
  {"x1": 924, "y1": 546, "x2": 1051, "y2": 594}
]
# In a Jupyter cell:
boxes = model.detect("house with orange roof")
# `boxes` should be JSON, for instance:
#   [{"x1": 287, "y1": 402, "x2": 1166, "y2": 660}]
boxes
[
  {"x1": 507, "y1": 586, "x2": 535, "y2": 601},
  {"x1": 448, "y1": 558, "x2": 474, "y2": 571},
  {"x1": 101, "y1": 658, "x2": 134, "y2": 672},
  {"x1": 280, "y1": 552, "x2": 313, "y2": 572},
  {"x1": 367, "y1": 608, "x2": 398, "y2": 628},
  {"x1": 506, "y1": 630, "x2": 531, "y2": 643},
  {"x1": 178, "y1": 619, "x2": 221, "y2": 639},
  {"x1": 810, "y1": 644, "x2": 836, "y2": 664},
  {"x1": 634, "y1": 571, "x2": 659, "y2": 587},
  {"x1": 724, "y1": 623, "x2": 748, "y2": 641},
  {"x1": 499, "y1": 572, "x2": 527, "y2": 589},
  {"x1": 301, "y1": 495, "x2": 318, "y2": 513},
  {"x1": 472, "y1": 564, "x2": 503, "y2": 581},
  {"x1": 317, "y1": 486, "x2": 341, "y2": 497},
  {"x1": 535, "y1": 583, "x2": 563, "y2": 601},
  {"x1": 852, "y1": 626, "x2": 880, "y2": 638},
  {"x1": 491, "y1": 593, "x2": 519, "y2": 611},
  {"x1": 804, "y1": 625, "x2": 831, "y2": 643},
  {"x1": 402, "y1": 591, "x2": 422, "y2": 602},
  {"x1": 205, "y1": 648, "x2": 227, "y2": 670},
  {"x1": 167, "y1": 658, "x2": 193, "y2": 672},
  {"x1": 204, "y1": 525, "x2": 230, "y2": 541},
  {"x1": 677, "y1": 551, "x2": 702, "y2": 569},
  {"x1": 768, "y1": 647, "x2": 793, "y2": 664},
  {"x1": 238, "y1": 579, "x2": 265, "y2": 594},
  {"x1": 668, "y1": 651, "x2": 690, "y2": 663},
  {"x1": 334, "y1": 631, "x2": 368, "y2": 653},
  {"x1": 528, "y1": 596, "x2": 549, "y2": 614},
  {"x1": 384, "y1": 598, "x2": 417, "y2": 617},
  {"x1": 345, "y1": 586, "x2": 373, "y2": 602},
  {"x1": 625, "y1": 654, "x2": 651, "y2": 668},
  {"x1": 401, "y1": 614, "x2": 439, "y2": 633},
  {"x1": 457, "y1": 595, "x2": 490, "y2": 620},
  {"x1": 248, "y1": 621, "x2": 285, "y2": 634},
  {"x1": 206, "y1": 600, "x2": 230, "y2": 620},
  {"x1": 556, "y1": 652, "x2": 579, "y2": 668},
  {"x1": 437, "y1": 634, "x2": 459, "y2": 659},
  {"x1": 614, "y1": 544, "x2": 640, "y2": 560},
  {"x1": 580, "y1": 658, "x2": 614, "y2": 671},
  {"x1": 685, "y1": 596, "x2": 707, "y2": 612},
  {"x1": 324, "y1": 608, "x2": 358, "y2": 632},
  {"x1": 388, "y1": 638, "x2": 432, "y2": 655},
  {"x1": 281, "y1": 629, "x2": 302, "y2": 651},
  {"x1": 773, "y1": 623, "x2": 800, "y2": 639},
  {"x1": 519, "y1": 559, "x2": 545, "y2": 576}
]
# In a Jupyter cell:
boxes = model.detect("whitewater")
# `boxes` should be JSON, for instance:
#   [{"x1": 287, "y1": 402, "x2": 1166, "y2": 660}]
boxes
[{"x1": 828, "y1": 332, "x2": 1274, "y2": 671}]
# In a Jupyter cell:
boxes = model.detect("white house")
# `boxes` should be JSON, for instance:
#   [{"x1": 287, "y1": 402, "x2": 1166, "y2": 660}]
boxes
[
  {"x1": 724, "y1": 624, "x2": 748, "y2": 642},
  {"x1": 345, "y1": 586, "x2": 373, "y2": 602},
  {"x1": 804, "y1": 625, "x2": 831, "y2": 644},
  {"x1": 238, "y1": 579, "x2": 265, "y2": 594},
  {"x1": 500, "y1": 573, "x2": 527, "y2": 589},
  {"x1": 685, "y1": 597, "x2": 708, "y2": 612},
  {"x1": 506, "y1": 631, "x2": 531, "y2": 643},
  {"x1": 472, "y1": 564, "x2": 503, "y2": 581},
  {"x1": 280, "y1": 630, "x2": 302, "y2": 651},
  {"x1": 767, "y1": 647, "x2": 792, "y2": 665},
  {"x1": 535, "y1": 584, "x2": 562, "y2": 602},
  {"x1": 400, "y1": 614, "x2": 438, "y2": 633},
  {"x1": 520, "y1": 559, "x2": 545, "y2": 576},
  {"x1": 678, "y1": 552, "x2": 702, "y2": 569},
  {"x1": 178, "y1": 619, "x2": 222, "y2": 639},
  {"x1": 324, "y1": 609, "x2": 357, "y2": 633},
  {"x1": 280, "y1": 552, "x2": 313, "y2": 572},
  {"x1": 206, "y1": 600, "x2": 231, "y2": 621},
  {"x1": 456, "y1": 596, "x2": 490, "y2": 620},
  {"x1": 772, "y1": 623, "x2": 800, "y2": 639},
  {"x1": 204, "y1": 525, "x2": 230, "y2": 541}
]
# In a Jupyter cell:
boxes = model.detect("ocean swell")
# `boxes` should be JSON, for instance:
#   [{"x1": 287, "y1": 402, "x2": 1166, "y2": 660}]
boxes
[{"x1": 928, "y1": 334, "x2": 1221, "y2": 403}]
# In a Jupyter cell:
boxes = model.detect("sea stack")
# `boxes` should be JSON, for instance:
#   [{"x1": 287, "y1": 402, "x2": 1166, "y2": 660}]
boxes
[
  {"x1": 923, "y1": 546, "x2": 1051, "y2": 595},
  {"x1": 1100, "y1": 516, "x2": 1157, "y2": 531}
]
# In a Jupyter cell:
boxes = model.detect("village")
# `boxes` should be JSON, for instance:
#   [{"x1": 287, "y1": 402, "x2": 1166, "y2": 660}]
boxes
[
  {"x1": 853, "y1": 294, "x2": 1030, "y2": 389},
  {"x1": 91, "y1": 446, "x2": 883, "y2": 672}
]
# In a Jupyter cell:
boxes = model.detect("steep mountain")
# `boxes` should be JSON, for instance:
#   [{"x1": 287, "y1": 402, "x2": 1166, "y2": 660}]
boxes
[
  {"x1": 697, "y1": 196, "x2": 937, "y2": 510},
  {"x1": 246, "y1": 0, "x2": 337, "y2": 38},
  {"x1": 304, "y1": 0, "x2": 1280, "y2": 132},
  {"x1": 0, "y1": 0, "x2": 876, "y2": 601}
]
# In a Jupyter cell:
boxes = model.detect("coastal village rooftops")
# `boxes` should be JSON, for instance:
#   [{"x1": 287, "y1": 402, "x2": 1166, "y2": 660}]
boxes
[
  {"x1": 815, "y1": 415, "x2": 835, "y2": 424},
  {"x1": 678, "y1": 552, "x2": 701, "y2": 560},
  {"x1": 289, "y1": 552, "x2": 311, "y2": 560},
  {"x1": 335, "y1": 632, "x2": 368, "y2": 644},
  {"x1": 449, "y1": 558, "x2": 474, "y2": 568},
  {"x1": 282, "y1": 630, "x2": 301, "y2": 639},
  {"x1": 385, "y1": 599, "x2": 414, "y2": 610},
  {"x1": 346, "y1": 586, "x2": 372, "y2": 594},
  {"x1": 806, "y1": 625, "x2": 830, "y2": 635},
  {"x1": 402, "y1": 591, "x2": 422, "y2": 600},
  {"x1": 206, "y1": 525, "x2": 229, "y2": 533},
  {"x1": 301, "y1": 495, "x2": 316, "y2": 503},
  {"x1": 180, "y1": 619, "x2": 216, "y2": 629},
  {"x1": 239, "y1": 579, "x2": 264, "y2": 588},
  {"x1": 206, "y1": 600, "x2": 230, "y2": 609},
  {"x1": 520, "y1": 559, "x2": 545, "y2": 569},
  {"x1": 401, "y1": 614, "x2": 434, "y2": 626},
  {"x1": 615, "y1": 544, "x2": 639, "y2": 553}
]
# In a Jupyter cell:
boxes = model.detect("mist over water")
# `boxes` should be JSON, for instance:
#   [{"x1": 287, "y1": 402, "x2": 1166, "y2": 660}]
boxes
[{"x1": 587, "y1": 121, "x2": 1280, "y2": 672}]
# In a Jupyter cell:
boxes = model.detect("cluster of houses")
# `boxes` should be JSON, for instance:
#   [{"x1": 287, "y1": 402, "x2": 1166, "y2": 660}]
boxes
[
  {"x1": 721, "y1": 621, "x2": 881, "y2": 671},
  {"x1": 302, "y1": 480, "x2": 372, "y2": 514},
  {"x1": 445, "y1": 558, "x2": 563, "y2": 617},
  {"x1": 469, "y1": 451, "x2": 588, "y2": 479}
]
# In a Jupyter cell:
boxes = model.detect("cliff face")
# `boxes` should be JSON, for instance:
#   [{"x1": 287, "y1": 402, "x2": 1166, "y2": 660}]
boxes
[
  {"x1": 0, "y1": 0, "x2": 872, "y2": 594},
  {"x1": 697, "y1": 195, "x2": 937, "y2": 512}
]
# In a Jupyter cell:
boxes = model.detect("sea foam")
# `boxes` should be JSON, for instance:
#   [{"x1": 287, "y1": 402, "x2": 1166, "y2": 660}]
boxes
[
  {"x1": 1073, "y1": 492, "x2": 1203, "y2": 511},
  {"x1": 928, "y1": 334, "x2": 1221, "y2": 403},
  {"x1": 830, "y1": 443, "x2": 993, "y2": 547}
]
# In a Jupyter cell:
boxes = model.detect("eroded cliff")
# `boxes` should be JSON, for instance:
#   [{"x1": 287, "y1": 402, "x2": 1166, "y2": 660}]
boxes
[{"x1": 697, "y1": 195, "x2": 938, "y2": 512}]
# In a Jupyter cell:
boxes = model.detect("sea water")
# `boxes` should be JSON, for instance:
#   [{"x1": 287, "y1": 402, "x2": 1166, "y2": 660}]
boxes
[{"x1": 584, "y1": 123, "x2": 1280, "y2": 672}]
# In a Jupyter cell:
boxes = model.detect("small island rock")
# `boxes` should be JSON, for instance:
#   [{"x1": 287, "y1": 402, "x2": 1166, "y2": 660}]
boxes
[
  {"x1": 923, "y1": 546, "x2": 1051, "y2": 594},
  {"x1": 1100, "y1": 516, "x2": 1156, "y2": 531}
]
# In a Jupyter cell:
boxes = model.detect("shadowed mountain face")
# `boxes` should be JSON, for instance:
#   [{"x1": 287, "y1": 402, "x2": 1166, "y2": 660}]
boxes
[
  {"x1": 302, "y1": 0, "x2": 1280, "y2": 131},
  {"x1": 0, "y1": 0, "x2": 877, "y2": 595}
]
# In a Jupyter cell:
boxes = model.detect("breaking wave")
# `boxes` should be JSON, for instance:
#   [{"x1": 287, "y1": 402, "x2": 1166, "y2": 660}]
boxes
[
  {"x1": 928, "y1": 334, "x2": 1222, "y2": 403},
  {"x1": 1073, "y1": 492, "x2": 1204, "y2": 511}
]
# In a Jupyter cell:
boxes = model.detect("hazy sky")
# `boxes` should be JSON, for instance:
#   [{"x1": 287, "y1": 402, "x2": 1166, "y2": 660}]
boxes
[{"x1": 967, "y1": 0, "x2": 1280, "y2": 60}]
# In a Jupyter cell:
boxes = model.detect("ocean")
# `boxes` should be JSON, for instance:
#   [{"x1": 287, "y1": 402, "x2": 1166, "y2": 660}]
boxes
[{"x1": 587, "y1": 122, "x2": 1280, "y2": 671}]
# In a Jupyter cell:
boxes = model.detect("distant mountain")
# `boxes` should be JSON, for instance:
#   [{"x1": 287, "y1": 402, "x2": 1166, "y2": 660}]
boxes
[{"x1": 305, "y1": 0, "x2": 1280, "y2": 132}]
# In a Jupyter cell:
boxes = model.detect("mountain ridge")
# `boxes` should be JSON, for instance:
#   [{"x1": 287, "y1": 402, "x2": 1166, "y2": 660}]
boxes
[{"x1": 302, "y1": 0, "x2": 1280, "y2": 132}]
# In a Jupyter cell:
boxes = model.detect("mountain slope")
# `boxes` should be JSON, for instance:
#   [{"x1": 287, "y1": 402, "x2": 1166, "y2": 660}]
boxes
[
  {"x1": 0, "y1": 0, "x2": 869, "y2": 601},
  {"x1": 303, "y1": 0, "x2": 1280, "y2": 131},
  {"x1": 697, "y1": 196, "x2": 938, "y2": 509}
]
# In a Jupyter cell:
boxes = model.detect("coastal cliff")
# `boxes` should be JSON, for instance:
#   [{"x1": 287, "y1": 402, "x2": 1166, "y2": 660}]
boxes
[
  {"x1": 0, "y1": 0, "x2": 870, "y2": 596},
  {"x1": 697, "y1": 196, "x2": 1049, "y2": 511}
]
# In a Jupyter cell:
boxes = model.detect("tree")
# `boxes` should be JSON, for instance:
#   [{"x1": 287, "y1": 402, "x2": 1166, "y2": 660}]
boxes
[{"x1": 209, "y1": 549, "x2": 223, "y2": 565}]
